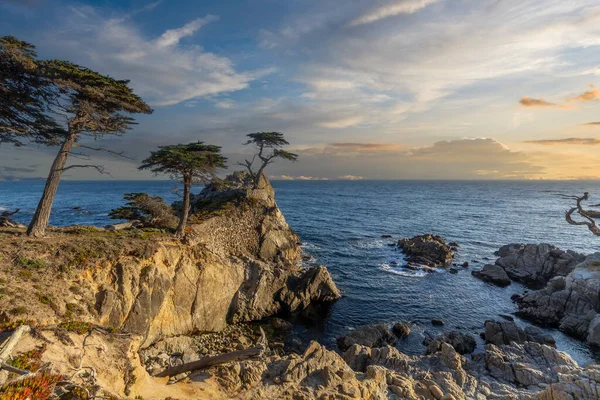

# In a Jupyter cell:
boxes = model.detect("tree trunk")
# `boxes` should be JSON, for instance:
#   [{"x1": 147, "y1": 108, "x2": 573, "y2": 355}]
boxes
[
  {"x1": 27, "y1": 132, "x2": 76, "y2": 237},
  {"x1": 175, "y1": 177, "x2": 191, "y2": 238}
]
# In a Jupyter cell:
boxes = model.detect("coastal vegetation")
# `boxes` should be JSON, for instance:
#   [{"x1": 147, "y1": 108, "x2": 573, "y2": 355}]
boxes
[
  {"x1": 240, "y1": 132, "x2": 298, "y2": 189},
  {"x1": 139, "y1": 142, "x2": 227, "y2": 237},
  {"x1": 0, "y1": 35, "x2": 153, "y2": 237}
]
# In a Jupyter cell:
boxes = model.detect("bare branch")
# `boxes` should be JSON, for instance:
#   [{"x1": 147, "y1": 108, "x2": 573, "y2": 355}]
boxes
[
  {"x1": 73, "y1": 144, "x2": 135, "y2": 160},
  {"x1": 564, "y1": 192, "x2": 600, "y2": 236},
  {"x1": 60, "y1": 164, "x2": 113, "y2": 177}
]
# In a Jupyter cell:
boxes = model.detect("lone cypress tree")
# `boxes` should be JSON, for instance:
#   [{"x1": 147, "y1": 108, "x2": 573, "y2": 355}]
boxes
[
  {"x1": 139, "y1": 142, "x2": 227, "y2": 238},
  {"x1": 240, "y1": 132, "x2": 298, "y2": 188},
  {"x1": 0, "y1": 36, "x2": 64, "y2": 145},
  {"x1": 25, "y1": 60, "x2": 153, "y2": 237}
]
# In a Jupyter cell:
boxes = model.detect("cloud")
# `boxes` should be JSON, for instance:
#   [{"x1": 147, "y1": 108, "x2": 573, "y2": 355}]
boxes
[
  {"x1": 45, "y1": 8, "x2": 272, "y2": 106},
  {"x1": 155, "y1": 15, "x2": 218, "y2": 48},
  {"x1": 567, "y1": 84, "x2": 600, "y2": 103},
  {"x1": 584, "y1": 122, "x2": 600, "y2": 125},
  {"x1": 519, "y1": 97, "x2": 555, "y2": 107},
  {"x1": 261, "y1": 0, "x2": 600, "y2": 127},
  {"x1": 348, "y1": 0, "x2": 438, "y2": 26},
  {"x1": 278, "y1": 138, "x2": 544, "y2": 179},
  {"x1": 523, "y1": 138, "x2": 600, "y2": 145},
  {"x1": 338, "y1": 175, "x2": 364, "y2": 180},
  {"x1": 269, "y1": 175, "x2": 329, "y2": 181}
]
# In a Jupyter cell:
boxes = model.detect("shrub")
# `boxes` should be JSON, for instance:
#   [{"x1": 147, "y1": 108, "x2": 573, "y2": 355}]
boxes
[{"x1": 109, "y1": 193, "x2": 178, "y2": 229}]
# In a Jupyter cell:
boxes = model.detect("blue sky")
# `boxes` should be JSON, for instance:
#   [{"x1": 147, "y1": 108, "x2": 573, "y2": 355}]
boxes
[{"x1": 2, "y1": 0, "x2": 600, "y2": 180}]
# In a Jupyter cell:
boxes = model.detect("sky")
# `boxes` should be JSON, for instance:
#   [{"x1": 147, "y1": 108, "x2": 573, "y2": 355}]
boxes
[{"x1": 1, "y1": 0, "x2": 600, "y2": 180}]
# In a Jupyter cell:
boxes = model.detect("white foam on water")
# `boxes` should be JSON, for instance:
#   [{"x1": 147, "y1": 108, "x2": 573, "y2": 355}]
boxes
[{"x1": 379, "y1": 263, "x2": 428, "y2": 278}]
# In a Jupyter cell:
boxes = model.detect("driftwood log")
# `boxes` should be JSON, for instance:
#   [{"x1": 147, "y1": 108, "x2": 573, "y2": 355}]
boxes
[
  {"x1": 155, "y1": 328, "x2": 267, "y2": 378},
  {"x1": 0, "y1": 325, "x2": 32, "y2": 382}
]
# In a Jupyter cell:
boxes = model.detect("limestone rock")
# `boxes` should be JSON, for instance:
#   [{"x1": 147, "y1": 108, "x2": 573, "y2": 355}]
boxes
[
  {"x1": 398, "y1": 234, "x2": 454, "y2": 268},
  {"x1": 337, "y1": 324, "x2": 397, "y2": 352},
  {"x1": 471, "y1": 264, "x2": 511, "y2": 287}
]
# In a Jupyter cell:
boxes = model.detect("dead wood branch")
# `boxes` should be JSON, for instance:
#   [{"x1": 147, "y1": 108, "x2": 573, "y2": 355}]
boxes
[{"x1": 155, "y1": 328, "x2": 268, "y2": 378}]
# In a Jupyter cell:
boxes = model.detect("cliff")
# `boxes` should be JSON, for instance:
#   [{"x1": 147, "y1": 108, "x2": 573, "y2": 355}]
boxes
[{"x1": 0, "y1": 173, "x2": 340, "y2": 348}]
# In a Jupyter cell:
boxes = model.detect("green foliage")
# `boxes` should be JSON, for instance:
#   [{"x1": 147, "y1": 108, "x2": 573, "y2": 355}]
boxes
[
  {"x1": 0, "y1": 371, "x2": 62, "y2": 400},
  {"x1": 109, "y1": 192, "x2": 178, "y2": 229},
  {"x1": 15, "y1": 256, "x2": 47, "y2": 269},
  {"x1": 39, "y1": 59, "x2": 152, "y2": 136},
  {"x1": 7, "y1": 344, "x2": 47, "y2": 372},
  {"x1": 0, "y1": 36, "x2": 65, "y2": 146},
  {"x1": 58, "y1": 320, "x2": 93, "y2": 335},
  {"x1": 0, "y1": 320, "x2": 34, "y2": 332},
  {"x1": 139, "y1": 142, "x2": 227, "y2": 184}
]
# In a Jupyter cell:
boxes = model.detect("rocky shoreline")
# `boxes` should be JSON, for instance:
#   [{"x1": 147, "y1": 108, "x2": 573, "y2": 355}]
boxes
[{"x1": 0, "y1": 176, "x2": 599, "y2": 399}]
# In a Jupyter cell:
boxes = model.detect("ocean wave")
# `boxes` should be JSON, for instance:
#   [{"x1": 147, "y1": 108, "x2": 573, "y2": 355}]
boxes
[{"x1": 379, "y1": 263, "x2": 429, "y2": 278}]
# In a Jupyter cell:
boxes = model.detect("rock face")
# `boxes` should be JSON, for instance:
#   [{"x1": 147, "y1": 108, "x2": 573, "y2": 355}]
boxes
[
  {"x1": 471, "y1": 264, "x2": 511, "y2": 287},
  {"x1": 494, "y1": 243, "x2": 585, "y2": 289},
  {"x1": 341, "y1": 338, "x2": 598, "y2": 400},
  {"x1": 398, "y1": 234, "x2": 454, "y2": 268},
  {"x1": 0, "y1": 173, "x2": 340, "y2": 348},
  {"x1": 336, "y1": 324, "x2": 397, "y2": 352},
  {"x1": 484, "y1": 320, "x2": 555, "y2": 347},
  {"x1": 516, "y1": 252, "x2": 600, "y2": 348}
]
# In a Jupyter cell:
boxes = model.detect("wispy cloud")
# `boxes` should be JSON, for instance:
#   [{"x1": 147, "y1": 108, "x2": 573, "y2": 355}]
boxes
[
  {"x1": 567, "y1": 84, "x2": 600, "y2": 103},
  {"x1": 523, "y1": 137, "x2": 600, "y2": 145},
  {"x1": 45, "y1": 8, "x2": 273, "y2": 106},
  {"x1": 155, "y1": 15, "x2": 218, "y2": 48},
  {"x1": 583, "y1": 122, "x2": 600, "y2": 126},
  {"x1": 348, "y1": 0, "x2": 438, "y2": 26},
  {"x1": 519, "y1": 97, "x2": 555, "y2": 107}
]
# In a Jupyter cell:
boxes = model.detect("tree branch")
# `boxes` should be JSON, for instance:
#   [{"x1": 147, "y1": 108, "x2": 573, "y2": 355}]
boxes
[
  {"x1": 564, "y1": 192, "x2": 600, "y2": 236},
  {"x1": 73, "y1": 144, "x2": 134, "y2": 160},
  {"x1": 60, "y1": 164, "x2": 112, "y2": 177}
]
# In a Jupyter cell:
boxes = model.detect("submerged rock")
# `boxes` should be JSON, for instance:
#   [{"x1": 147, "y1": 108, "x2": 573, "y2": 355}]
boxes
[
  {"x1": 398, "y1": 234, "x2": 454, "y2": 268},
  {"x1": 472, "y1": 264, "x2": 511, "y2": 287},
  {"x1": 336, "y1": 324, "x2": 397, "y2": 352}
]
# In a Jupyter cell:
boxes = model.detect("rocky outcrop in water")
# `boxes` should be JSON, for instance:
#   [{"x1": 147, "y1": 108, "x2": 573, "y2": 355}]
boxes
[
  {"x1": 471, "y1": 264, "x2": 512, "y2": 287},
  {"x1": 515, "y1": 252, "x2": 600, "y2": 348},
  {"x1": 336, "y1": 324, "x2": 397, "y2": 352},
  {"x1": 423, "y1": 331, "x2": 477, "y2": 355},
  {"x1": 342, "y1": 338, "x2": 599, "y2": 400},
  {"x1": 398, "y1": 234, "x2": 454, "y2": 268},
  {"x1": 493, "y1": 243, "x2": 585, "y2": 289},
  {"x1": 484, "y1": 320, "x2": 555, "y2": 347}
]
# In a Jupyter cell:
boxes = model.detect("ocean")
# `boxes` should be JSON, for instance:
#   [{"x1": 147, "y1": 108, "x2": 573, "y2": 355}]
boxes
[{"x1": 2, "y1": 179, "x2": 599, "y2": 365}]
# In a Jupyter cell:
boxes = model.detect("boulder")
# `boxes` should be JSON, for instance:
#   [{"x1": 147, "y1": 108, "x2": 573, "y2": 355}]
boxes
[
  {"x1": 278, "y1": 265, "x2": 341, "y2": 315},
  {"x1": 398, "y1": 234, "x2": 454, "y2": 268},
  {"x1": 392, "y1": 322, "x2": 411, "y2": 338},
  {"x1": 424, "y1": 331, "x2": 477, "y2": 355},
  {"x1": 431, "y1": 319, "x2": 445, "y2": 326},
  {"x1": 336, "y1": 324, "x2": 397, "y2": 352},
  {"x1": 494, "y1": 243, "x2": 585, "y2": 289},
  {"x1": 484, "y1": 320, "x2": 555, "y2": 347},
  {"x1": 471, "y1": 264, "x2": 511, "y2": 287}
]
